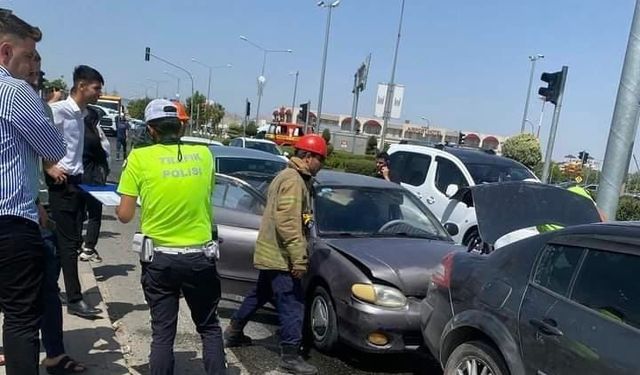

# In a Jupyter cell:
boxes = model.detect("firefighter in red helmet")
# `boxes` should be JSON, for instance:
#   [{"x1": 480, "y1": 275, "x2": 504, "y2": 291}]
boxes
[{"x1": 224, "y1": 134, "x2": 327, "y2": 375}]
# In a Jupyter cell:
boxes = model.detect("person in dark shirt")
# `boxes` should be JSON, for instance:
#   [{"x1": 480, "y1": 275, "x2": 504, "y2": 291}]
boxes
[
  {"x1": 115, "y1": 115, "x2": 129, "y2": 160},
  {"x1": 80, "y1": 106, "x2": 110, "y2": 262},
  {"x1": 375, "y1": 151, "x2": 400, "y2": 183}
]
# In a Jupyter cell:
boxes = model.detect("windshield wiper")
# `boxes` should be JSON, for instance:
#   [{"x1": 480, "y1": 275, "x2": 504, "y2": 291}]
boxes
[{"x1": 371, "y1": 232, "x2": 447, "y2": 240}]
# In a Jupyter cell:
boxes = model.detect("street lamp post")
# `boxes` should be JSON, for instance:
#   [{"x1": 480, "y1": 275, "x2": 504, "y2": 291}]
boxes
[
  {"x1": 144, "y1": 47, "x2": 195, "y2": 133},
  {"x1": 146, "y1": 78, "x2": 164, "y2": 98},
  {"x1": 420, "y1": 116, "x2": 431, "y2": 129},
  {"x1": 240, "y1": 35, "x2": 292, "y2": 127},
  {"x1": 191, "y1": 58, "x2": 232, "y2": 106},
  {"x1": 380, "y1": 0, "x2": 406, "y2": 149},
  {"x1": 316, "y1": 0, "x2": 341, "y2": 132},
  {"x1": 520, "y1": 54, "x2": 544, "y2": 133},
  {"x1": 289, "y1": 71, "x2": 299, "y2": 120},
  {"x1": 163, "y1": 71, "x2": 181, "y2": 99}
]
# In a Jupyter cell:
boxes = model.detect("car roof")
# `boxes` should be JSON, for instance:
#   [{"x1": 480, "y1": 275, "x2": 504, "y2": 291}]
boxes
[
  {"x1": 209, "y1": 144, "x2": 286, "y2": 162},
  {"x1": 180, "y1": 136, "x2": 223, "y2": 146},
  {"x1": 391, "y1": 143, "x2": 528, "y2": 168},
  {"x1": 444, "y1": 147, "x2": 527, "y2": 168},
  {"x1": 235, "y1": 137, "x2": 277, "y2": 145},
  {"x1": 314, "y1": 170, "x2": 401, "y2": 189}
]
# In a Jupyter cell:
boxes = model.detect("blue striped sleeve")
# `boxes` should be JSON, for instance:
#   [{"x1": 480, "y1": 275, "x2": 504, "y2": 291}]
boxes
[{"x1": 11, "y1": 82, "x2": 66, "y2": 161}]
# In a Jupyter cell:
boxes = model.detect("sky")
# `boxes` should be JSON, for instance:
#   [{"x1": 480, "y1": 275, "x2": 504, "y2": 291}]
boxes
[{"x1": 2, "y1": 0, "x2": 637, "y2": 162}]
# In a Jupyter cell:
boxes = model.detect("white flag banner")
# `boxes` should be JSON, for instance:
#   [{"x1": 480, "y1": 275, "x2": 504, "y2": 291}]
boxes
[
  {"x1": 374, "y1": 83, "x2": 405, "y2": 119},
  {"x1": 391, "y1": 85, "x2": 404, "y2": 119},
  {"x1": 375, "y1": 83, "x2": 387, "y2": 117}
]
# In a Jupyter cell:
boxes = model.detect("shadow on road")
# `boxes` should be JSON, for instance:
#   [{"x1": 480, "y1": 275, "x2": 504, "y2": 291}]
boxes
[
  {"x1": 105, "y1": 301, "x2": 149, "y2": 322},
  {"x1": 93, "y1": 264, "x2": 136, "y2": 282},
  {"x1": 62, "y1": 326, "x2": 130, "y2": 374},
  {"x1": 131, "y1": 350, "x2": 244, "y2": 375}
]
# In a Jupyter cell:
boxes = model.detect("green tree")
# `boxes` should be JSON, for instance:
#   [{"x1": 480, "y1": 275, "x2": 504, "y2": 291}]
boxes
[
  {"x1": 245, "y1": 121, "x2": 257, "y2": 137},
  {"x1": 127, "y1": 97, "x2": 152, "y2": 120},
  {"x1": 227, "y1": 123, "x2": 244, "y2": 139},
  {"x1": 186, "y1": 91, "x2": 225, "y2": 131},
  {"x1": 366, "y1": 136, "x2": 378, "y2": 155},
  {"x1": 322, "y1": 128, "x2": 331, "y2": 144},
  {"x1": 501, "y1": 133, "x2": 542, "y2": 169},
  {"x1": 43, "y1": 77, "x2": 67, "y2": 92}
]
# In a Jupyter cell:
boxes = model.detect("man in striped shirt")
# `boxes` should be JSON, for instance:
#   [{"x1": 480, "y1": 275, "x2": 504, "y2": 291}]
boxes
[{"x1": 0, "y1": 10, "x2": 66, "y2": 375}]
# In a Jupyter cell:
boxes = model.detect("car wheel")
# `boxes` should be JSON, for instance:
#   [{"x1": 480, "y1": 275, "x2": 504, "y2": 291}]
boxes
[
  {"x1": 464, "y1": 229, "x2": 491, "y2": 254},
  {"x1": 308, "y1": 285, "x2": 339, "y2": 352},
  {"x1": 444, "y1": 341, "x2": 509, "y2": 375}
]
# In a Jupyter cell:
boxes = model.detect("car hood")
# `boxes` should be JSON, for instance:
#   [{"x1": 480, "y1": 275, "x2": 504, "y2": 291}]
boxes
[
  {"x1": 322, "y1": 237, "x2": 463, "y2": 297},
  {"x1": 450, "y1": 181, "x2": 601, "y2": 245}
]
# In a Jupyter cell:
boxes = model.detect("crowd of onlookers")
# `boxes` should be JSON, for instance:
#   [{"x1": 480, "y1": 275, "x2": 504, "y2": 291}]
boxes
[{"x1": 0, "y1": 9, "x2": 112, "y2": 374}]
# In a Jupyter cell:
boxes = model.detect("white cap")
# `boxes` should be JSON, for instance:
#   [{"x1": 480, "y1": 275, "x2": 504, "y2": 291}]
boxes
[{"x1": 144, "y1": 99, "x2": 179, "y2": 122}]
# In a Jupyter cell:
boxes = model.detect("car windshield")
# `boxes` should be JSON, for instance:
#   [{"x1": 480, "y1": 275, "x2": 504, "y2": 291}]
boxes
[
  {"x1": 245, "y1": 141, "x2": 280, "y2": 155},
  {"x1": 466, "y1": 163, "x2": 535, "y2": 184},
  {"x1": 315, "y1": 186, "x2": 450, "y2": 240},
  {"x1": 217, "y1": 157, "x2": 286, "y2": 177}
]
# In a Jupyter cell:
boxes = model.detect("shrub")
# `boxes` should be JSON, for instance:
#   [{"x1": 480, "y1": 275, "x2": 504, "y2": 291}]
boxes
[
  {"x1": 616, "y1": 195, "x2": 640, "y2": 221},
  {"x1": 343, "y1": 159, "x2": 377, "y2": 176}
]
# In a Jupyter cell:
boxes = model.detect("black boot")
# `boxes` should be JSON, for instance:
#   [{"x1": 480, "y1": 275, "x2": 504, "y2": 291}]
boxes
[
  {"x1": 223, "y1": 320, "x2": 253, "y2": 347},
  {"x1": 279, "y1": 344, "x2": 318, "y2": 375}
]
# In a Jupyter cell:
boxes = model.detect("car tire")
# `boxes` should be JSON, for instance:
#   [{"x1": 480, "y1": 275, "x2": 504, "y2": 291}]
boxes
[
  {"x1": 464, "y1": 229, "x2": 491, "y2": 254},
  {"x1": 444, "y1": 341, "x2": 509, "y2": 375},
  {"x1": 308, "y1": 285, "x2": 339, "y2": 352}
]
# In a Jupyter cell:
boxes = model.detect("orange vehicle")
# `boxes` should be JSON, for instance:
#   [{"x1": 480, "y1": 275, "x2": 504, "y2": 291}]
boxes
[{"x1": 263, "y1": 108, "x2": 307, "y2": 146}]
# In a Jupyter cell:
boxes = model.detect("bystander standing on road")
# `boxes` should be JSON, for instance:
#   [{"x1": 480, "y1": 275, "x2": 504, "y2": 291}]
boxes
[
  {"x1": 115, "y1": 115, "x2": 129, "y2": 160},
  {"x1": 26, "y1": 50, "x2": 87, "y2": 373},
  {"x1": 375, "y1": 151, "x2": 400, "y2": 183},
  {"x1": 47, "y1": 65, "x2": 104, "y2": 319},
  {"x1": 116, "y1": 99, "x2": 225, "y2": 375},
  {"x1": 224, "y1": 134, "x2": 326, "y2": 375},
  {"x1": 0, "y1": 9, "x2": 66, "y2": 375},
  {"x1": 79, "y1": 105, "x2": 110, "y2": 263}
]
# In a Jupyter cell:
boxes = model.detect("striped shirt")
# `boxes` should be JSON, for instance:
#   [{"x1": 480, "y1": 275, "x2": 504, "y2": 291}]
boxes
[{"x1": 0, "y1": 65, "x2": 66, "y2": 222}]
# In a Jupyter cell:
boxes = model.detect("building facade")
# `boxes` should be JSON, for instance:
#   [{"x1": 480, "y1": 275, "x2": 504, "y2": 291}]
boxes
[{"x1": 274, "y1": 107, "x2": 508, "y2": 152}]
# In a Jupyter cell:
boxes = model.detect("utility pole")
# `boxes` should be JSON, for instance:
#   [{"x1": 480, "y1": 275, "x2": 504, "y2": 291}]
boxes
[
  {"x1": 521, "y1": 54, "x2": 544, "y2": 133},
  {"x1": 290, "y1": 71, "x2": 299, "y2": 119},
  {"x1": 380, "y1": 0, "x2": 406, "y2": 148},
  {"x1": 597, "y1": 0, "x2": 640, "y2": 219},
  {"x1": 541, "y1": 66, "x2": 569, "y2": 183}
]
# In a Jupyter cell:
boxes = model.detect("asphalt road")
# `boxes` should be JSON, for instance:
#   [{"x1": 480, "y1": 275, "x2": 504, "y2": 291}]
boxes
[{"x1": 95, "y1": 138, "x2": 442, "y2": 374}]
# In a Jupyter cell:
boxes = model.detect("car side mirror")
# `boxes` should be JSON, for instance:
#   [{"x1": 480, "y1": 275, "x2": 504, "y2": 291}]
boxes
[
  {"x1": 445, "y1": 184, "x2": 459, "y2": 198},
  {"x1": 443, "y1": 223, "x2": 459, "y2": 236}
]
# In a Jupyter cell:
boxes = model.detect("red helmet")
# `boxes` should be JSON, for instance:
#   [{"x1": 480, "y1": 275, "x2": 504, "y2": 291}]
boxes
[{"x1": 295, "y1": 134, "x2": 327, "y2": 158}]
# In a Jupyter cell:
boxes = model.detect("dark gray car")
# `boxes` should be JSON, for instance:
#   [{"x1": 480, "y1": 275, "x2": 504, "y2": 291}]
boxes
[
  {"x1": 214, "y1": 170, "x2": 465, "y2": 353},
  {"x1": 420, "y1": 182, "x2": 640, "y2": 375}
]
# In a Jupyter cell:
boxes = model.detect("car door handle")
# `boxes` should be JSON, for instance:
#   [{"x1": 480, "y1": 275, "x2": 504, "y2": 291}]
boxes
[
  {"x1": 426, "y1": 196, "x2": 435, "y2": 205},
  {"x1": 529, "y1": 319, "x2": 563, "y2": 337}
]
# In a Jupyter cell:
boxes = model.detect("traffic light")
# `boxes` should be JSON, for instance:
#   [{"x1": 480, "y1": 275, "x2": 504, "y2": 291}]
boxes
[
  {"x1": 538, "y1": 69, "x2": 566, "y2": 105},
  {"x1": 298, "y1": 103, "x2": 309, "y2": 123},
  {"x1": 578, "y1": 151, "x2": 589, "y2": 165},
  {"x1": 245, "y1": 100, "x2": 251, "y2": 117},
  {"x1": 458, "y1": 132, "x2": 466, "y2": 145},
  {"x1": 145, "y1": 47, "x2": 151, "y2": 61}
]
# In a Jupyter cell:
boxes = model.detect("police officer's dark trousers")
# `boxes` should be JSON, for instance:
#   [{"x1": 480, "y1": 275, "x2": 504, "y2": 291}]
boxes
[
  {"x1": 142, "y1": 252, "x2": 226, "y2": 375},
  {"x1": 232, "y1": 270, "x2": 304, "y2": 346}
]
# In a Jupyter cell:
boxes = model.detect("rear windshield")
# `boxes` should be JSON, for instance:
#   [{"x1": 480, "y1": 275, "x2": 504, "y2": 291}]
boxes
[{"x1": 217, "y1": 157, "x2": 286, "y2": 176}]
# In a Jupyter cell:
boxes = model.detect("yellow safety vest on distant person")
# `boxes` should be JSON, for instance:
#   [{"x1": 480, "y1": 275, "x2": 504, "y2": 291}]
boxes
[{"x1": 537, "y1": 185, "x2": 594, "y2": 233}]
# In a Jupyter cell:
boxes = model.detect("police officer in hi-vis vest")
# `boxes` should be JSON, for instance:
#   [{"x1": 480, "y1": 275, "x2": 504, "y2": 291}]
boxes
[{"x1": 116, "y1": 99, "x2": 225, "y2": 375}]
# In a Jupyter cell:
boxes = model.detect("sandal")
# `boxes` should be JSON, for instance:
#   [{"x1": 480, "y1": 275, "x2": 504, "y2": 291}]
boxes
[{"x1": 45, "y1": 355, "x2": 86, "y2": 374}]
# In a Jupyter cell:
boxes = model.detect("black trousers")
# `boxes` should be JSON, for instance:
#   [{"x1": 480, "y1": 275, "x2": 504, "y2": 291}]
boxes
[
  {"x1": 0, "y1": 216, "x2": 44, "y2": 375},
  {"x1": 142, "y1": 252, "x2": 226, "y2": 375},
  {"x1": 82, "y1": 194, "x2": 102, "y2": 250},
  {"x1": 48, "y1": 179, "x2": 85, "y2": 303}
]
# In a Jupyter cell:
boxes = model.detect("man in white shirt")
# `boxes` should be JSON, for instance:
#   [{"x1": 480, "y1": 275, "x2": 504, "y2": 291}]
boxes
[{"x1": 46, "y1": 65, "x2": 104, "y2": 319}]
